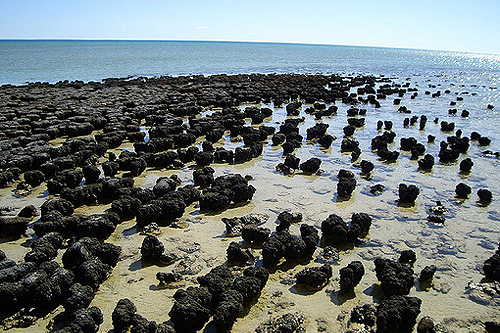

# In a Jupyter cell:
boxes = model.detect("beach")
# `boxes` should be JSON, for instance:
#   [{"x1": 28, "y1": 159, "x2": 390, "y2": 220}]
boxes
[{"x1": 0, "y1": 72, "x2": 498, "y2": 332}]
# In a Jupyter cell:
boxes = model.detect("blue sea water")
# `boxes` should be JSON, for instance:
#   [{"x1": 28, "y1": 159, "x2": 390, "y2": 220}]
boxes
[{"x1": 1, "y1": 40, "x2": 500, "y2": 85}]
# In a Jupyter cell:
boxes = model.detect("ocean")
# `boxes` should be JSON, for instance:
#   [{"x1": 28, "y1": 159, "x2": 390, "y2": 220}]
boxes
[{"x1": 1, "y1": 40, "x2": 500, "y2": 85}]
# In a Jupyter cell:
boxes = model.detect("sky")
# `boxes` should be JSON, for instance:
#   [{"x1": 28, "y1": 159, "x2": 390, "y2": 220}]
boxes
[{"x1": 1, "y1": 0, "x2": 499, "y2": 54}]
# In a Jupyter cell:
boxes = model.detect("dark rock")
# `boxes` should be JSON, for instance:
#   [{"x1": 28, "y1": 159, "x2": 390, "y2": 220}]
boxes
[
  {"x1": 360, "y1": 160, "x2": 374, "y2": 174},
  {"x1": 374, "y1": 258, "x2": 414, "y2": 296},
  {"x1": 156, "y1": 272, "x2": 183, "y2": 285},
  {"x1": 202, "y1": 140, "x2": 214, "y2": 152},
  {"x1": 262, "y1": 232, "x2": 289, "y2": 267},
  {"x1": 82, "y1": 165, "x2": 101, "y2": 184},
  {"x1": 418, "y1": 154, "x2": 435, "y2": 170},
  {"x1": 277, "y1": 211, "x2": 302, "y2": 231},
  {"x1": 440, "y1": 121, "x2": 455, "y2": 132},
  {"x1": 241, "y1": 225, "x2": 271, "y2": 244},
  {"x1": 231, "y1": 275, "x2": 261, "y2": 305},
  {"x1": 483, "y1": 243, "x2": 500, "y2": 281},
  {"x1": 271, "y1": 133, "x2": 286, "y2": 146},
  {"x1": 94, "y1": 242, "x2": 121, "y2": 267},
  {"x1": 214, "y1": 148, "x2": 234, "y2": 163},
  {"x1": 321, "y1": 214, "x2": 349, "y2": 246},
  {"x1": 141, "y1": 235, "x2": 165, "y2": 262},
  {"x1": 299, "y1": 157, "x2": 321, "y2": 174},
  {"x1": 478, "y1": 136, "x2": 491, "y2": 146},
  {"x1": 378, "y1": 147, "x2": 399, "y2": 161},
  {"x1": 199, "y1": 174, "x2": 256, "y2": 211},
  {"x1": 438, "y1": 147, "x2": 459, "y2": 163},
  {"x1": 18, "y1": 205, "x2": 38, "y2": 218},
  {"x1": 221, "y1": 213, "x2": 268, "y2": 237},
  {"x1": 213, "y1": 291, "x2": 243, "y2": 332},
  {"x1": 419, "y1": 265, "x2": 437, "y2": 284},
  {"x1": 111, "y1": 195, "x2": 142, "y2": 220},
  {"x1": 455, "y1": 182, "x2": 471, "y2": 198},
  {"x1": 194, "y1": 151, "x2": 213, "y2": 166},
  {"x1": 75, "y1": 213, "x2": 116, "y2": 239},
  {"x1": 343, "y1": 125, "x2": 355, "y2": 137},
  {"x1": 478, "y1": 189, "x2": 493, "y2": 203},
  {"x1": 427, "y1": 215, "x2": 445, "y2": 224},
  {"x1": 62, "y1": 237, "x2": 121, "y2": 270},
  {"x1": 102, "y1": 161, "x2": 119, "y2": 177},
  {"x1": 243, "y1": 266, "x2": 269, "y2": 289},
  {"x1": 52, "y1": 306, "x2": 103, "y2": 333},
  {"x1": 197, "y1": 265, "x2": 234, "y2": 298},
  {"x1": 193, "y1": 167, "x2": 215, "y2": 187},
  {"x1": 417, "y1": 316, "x2": 435, "y2": 333},
  {"x1": 295, "y1": 264, "x2": 332, "y2": 290},
  {"x1": 283, "y1": 236, "x2": 308, "y2": 261},
  {"x1": 300, "y1": 224, "x2": 319, "y2": 257},
  {"x1": 350, "y1": 303, "x2": 376, "y2": 326},
  {"x1": 399, "y1": 250, "x2": 416, "y2": 264},
  {"x1": 283, "y1": 155, "x2": 300, "y2": 170},
  {"x1": 62, "y1": 241, "x2": 93, "y2": 270},
  {"x1": 398, "y1": 183, "x2": 420, "y2": 204},
  {"x1": 370, "y1": 184, "x2": 385, "y2": 195},
  {"x1": 153, "y1": 176, "x2": 178, "y2": 197},
  {"x1": 118, "y1": 157, "x2": 147, "y2": 177},
  {"x1": 226, "y1": 242, "x2": 252, "y2": 266},
  {"x1": 75, "y1": 259, "x2": 110, "y2": 290},
  {"x1": 485, "y1": 321, "x2": 500, "y2": 333},
  {"x1": 24, "y1": 170, "x2": 45, "y2": 187},
  {"x1": 337, "y1": 170, "x2": 356, "y2": 198},
  {"x1": 64, "y1": 283, "x2": 94, "y2": 313},
  {"x1": 470, "y1": 131, "x2": 481, "y2": 141},
  {"x1": 25, "y1": 232, "x2": 63, "y2": 264},
  {"x1": 41, "y1": 198, "x2": 74, "y2": 216},
  {"x1": 376, "y1": 296, "x2": 422, "y2": 333},
  {"x1": 341, "y1": 138, "x2": 359, "y2": 152},
  {"x1": 307, "y1": 123, "x2": 329, "y2": 140},
  {"x1": 349, "y1": 213, "x2": 372, "y2": 240},
  {"x1": 400, "y1": 137, "x2": 417, "y2": 151},
  {"x1": 178, "y1": 147, "x2": 199, "y2": 163},
  {"x1": 459, "y1": 158, "x2": 473, "y2": 173},
  {"x1": 112, "y1": 298, "x2": 137, "y2": 333},
  {"x1": 0, "y1": 217, "x2": 29, "y2": 237},
  {"x1": 339, "y1": 261, "x2": 364, "y2": 293}
]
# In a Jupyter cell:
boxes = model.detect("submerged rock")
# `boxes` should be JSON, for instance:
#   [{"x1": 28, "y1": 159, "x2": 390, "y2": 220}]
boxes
[
  {"x1": 222, "y1": 213, "x2": 269, "y2": 237},
  {"x1": 255, "y1": 312, "x2": 305, "y2": 333},
  {"x1": 295, "y1": 264, "x2": 332, "y2": 290}
]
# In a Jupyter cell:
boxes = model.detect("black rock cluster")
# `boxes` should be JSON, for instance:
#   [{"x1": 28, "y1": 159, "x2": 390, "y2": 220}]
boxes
[
  {"x1": 262, "y1": 224, "x2": 319, "y2": 267},
  {"x1": 169, "y1": 265, "x2": 269, "y2": 332},
  {"x1": 321, "y1": 213, "x2": 372, "y2": 247}
]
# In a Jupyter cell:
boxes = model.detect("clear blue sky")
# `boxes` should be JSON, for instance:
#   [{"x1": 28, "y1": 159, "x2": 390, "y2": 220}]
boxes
[{"x1": 1, "y1": 0, "x2": 499, "y2": 54}]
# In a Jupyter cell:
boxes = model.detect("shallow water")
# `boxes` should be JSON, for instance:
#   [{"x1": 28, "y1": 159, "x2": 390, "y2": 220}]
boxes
[{"x1": 1, "y1": 72, "x2": 499, "y2": 332}]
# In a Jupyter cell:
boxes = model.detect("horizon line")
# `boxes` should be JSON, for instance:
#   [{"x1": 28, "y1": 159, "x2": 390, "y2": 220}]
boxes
[{"x1": 1, "y1": 38, "x2": 499, "y2": 56}]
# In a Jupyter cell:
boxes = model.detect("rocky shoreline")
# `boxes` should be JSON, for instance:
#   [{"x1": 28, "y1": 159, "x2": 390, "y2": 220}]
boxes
[{"x1": 0, "y1": 73, "x2": 499, "y2": 332}]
